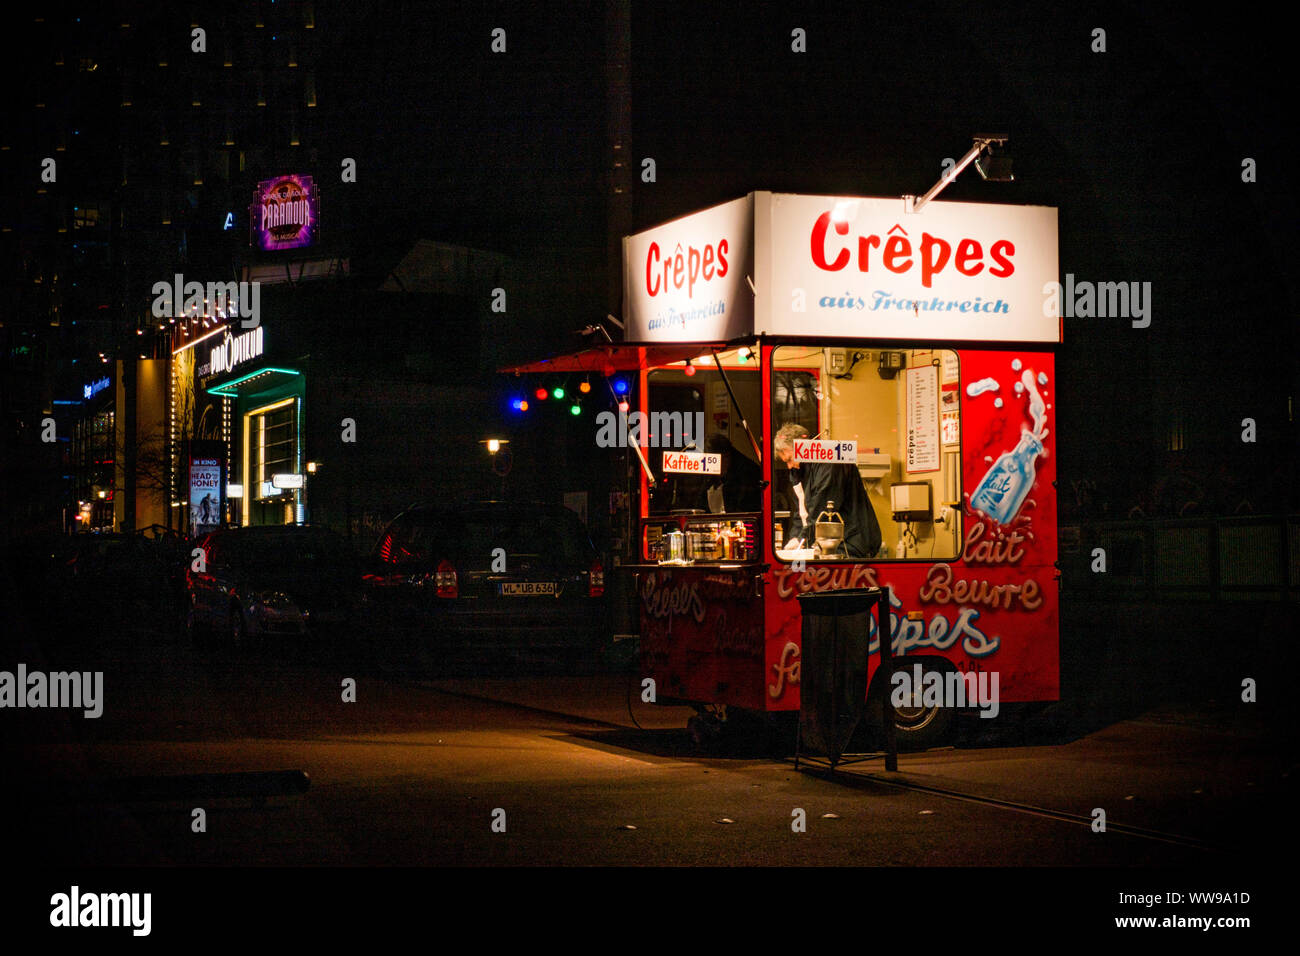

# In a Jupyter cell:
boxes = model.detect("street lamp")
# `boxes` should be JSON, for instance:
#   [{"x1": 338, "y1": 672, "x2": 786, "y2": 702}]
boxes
[{"x1": 480, "y1": 439, "x2": 511, "y2": 499}]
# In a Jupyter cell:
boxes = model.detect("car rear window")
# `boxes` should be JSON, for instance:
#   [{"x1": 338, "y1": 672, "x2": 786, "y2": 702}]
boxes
[
  {"x1": 379, "y1": 510, "x2": 595, "y2": 569},
  {"x1": 232, "y1": 533, "x2": 354, "y2": 569}
]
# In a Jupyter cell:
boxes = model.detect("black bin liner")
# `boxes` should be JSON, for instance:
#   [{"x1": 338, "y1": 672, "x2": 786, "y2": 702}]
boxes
[{"x1": 796, "y1": 588, "x2": 878, "y2": 763}]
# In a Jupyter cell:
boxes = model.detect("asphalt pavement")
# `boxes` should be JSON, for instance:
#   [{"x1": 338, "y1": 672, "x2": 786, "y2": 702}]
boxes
[{"x1": 2, "y1": 587, "x2": 1293, "y2": 870}]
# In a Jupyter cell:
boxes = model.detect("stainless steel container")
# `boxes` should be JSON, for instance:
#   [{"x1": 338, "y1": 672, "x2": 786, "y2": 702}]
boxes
[
  {"x1": 814, "y1": 500, "x2": 846, "y2": 557},
  {"x1": 663, "y1": 530, "x2": 685, "y2": 563},
  {"x1": 686, "y1": 531, "x2": 720, "y2": 561}
]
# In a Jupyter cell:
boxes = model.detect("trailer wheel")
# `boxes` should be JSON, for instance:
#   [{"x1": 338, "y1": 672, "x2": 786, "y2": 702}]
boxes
[
  {"x1": 870, "y1": 658, "x2": 957, "y2": 751},
  {"x1": 892, "y1": 696, "x2": 956, "y2": 751}
]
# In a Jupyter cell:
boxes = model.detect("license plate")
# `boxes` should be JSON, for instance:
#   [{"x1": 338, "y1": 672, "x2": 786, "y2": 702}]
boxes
[{"x1": 500, "y1": 582, "x2": 557, "y2": 596}]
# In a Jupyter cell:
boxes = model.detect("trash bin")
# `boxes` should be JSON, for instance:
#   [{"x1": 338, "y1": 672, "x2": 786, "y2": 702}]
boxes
[{"x1": 795, "y1": 588, "x2": 881, "y2": 765}]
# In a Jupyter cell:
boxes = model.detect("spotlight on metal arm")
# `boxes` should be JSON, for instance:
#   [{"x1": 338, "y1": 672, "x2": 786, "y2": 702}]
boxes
[
  {"x1": 577, "y1": 323, "x2": 615, "y2": 343},
  {"x1": 904, "y1": 134, "x2": 1012, "y2": 214}
]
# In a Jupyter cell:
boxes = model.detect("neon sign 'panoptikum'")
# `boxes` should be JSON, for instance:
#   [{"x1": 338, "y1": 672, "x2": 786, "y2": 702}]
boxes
[{"x1": 209, "y1": 326, "x2": 264, "y2": 376}]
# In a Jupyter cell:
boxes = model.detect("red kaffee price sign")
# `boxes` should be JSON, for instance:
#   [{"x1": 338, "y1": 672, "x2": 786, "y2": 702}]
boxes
[
  {"x1": 792, "y1": 439, "x2": 858, "y2": 464},
  {"x1": 662, "y1": 451, "x2": 721, "y2": 474}
]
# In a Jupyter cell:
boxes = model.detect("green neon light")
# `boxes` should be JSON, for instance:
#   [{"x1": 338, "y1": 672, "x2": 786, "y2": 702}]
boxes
[{"x1": 207, "y1": 367, "x2": 301, "y2": 396}]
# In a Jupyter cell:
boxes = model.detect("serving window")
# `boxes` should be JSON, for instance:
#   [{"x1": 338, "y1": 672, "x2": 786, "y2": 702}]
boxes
[
  {"x1": 644, "y1": 350, "x2": 761, "y2": 517},
  {"x1": 637, "y1": 348, "x2": 763, "y2": 564},
  {"x1": 643, "y1": 515, "x2": 760, "y2": 565},
  {"x1": 770, "y1": 346, "x2": 963, "y2": 562}
]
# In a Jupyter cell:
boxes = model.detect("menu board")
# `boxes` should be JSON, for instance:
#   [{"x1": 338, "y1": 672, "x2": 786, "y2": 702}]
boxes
[
  {"x1": 906, "y1": 365, "x2": 940, "y2": 473},
  {"x1": 942, "y1": 351, "x2": 960, "y2": 384}
]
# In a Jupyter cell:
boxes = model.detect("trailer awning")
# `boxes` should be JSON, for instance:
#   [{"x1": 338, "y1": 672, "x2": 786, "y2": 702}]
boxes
[{"x1": 499, "y1": 343, "x2": 730, "y2": 375}]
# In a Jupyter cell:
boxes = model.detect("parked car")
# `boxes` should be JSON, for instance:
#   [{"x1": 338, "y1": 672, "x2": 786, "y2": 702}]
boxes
[
  {"x1": 362, "y1": 502, "x2": 607, "y2": 669},
  {"x1": 48, "y1": 529, "x2": 187, "y2": 627},
  {"x1": 185, "y1": 525, "x2": 361, "y2": 650}
]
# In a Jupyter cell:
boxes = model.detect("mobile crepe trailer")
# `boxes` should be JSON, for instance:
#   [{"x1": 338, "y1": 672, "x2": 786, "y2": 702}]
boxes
[{"x1": 508, "y1": 191, "x2": 1061, "y2": 750}]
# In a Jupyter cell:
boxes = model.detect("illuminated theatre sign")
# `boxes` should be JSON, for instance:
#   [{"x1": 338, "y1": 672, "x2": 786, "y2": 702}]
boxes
[
  {"x1": 253, "y1": 174, "x2": 318, "y2": 251},
  {"x1": 202, "y1": 324, "x2": 265, "y2": 377}
]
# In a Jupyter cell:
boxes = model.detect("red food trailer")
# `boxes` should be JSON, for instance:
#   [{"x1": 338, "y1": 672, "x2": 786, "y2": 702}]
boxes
[{"x1": 509, "y1": 191, "x2": 1060, "y2": 749}]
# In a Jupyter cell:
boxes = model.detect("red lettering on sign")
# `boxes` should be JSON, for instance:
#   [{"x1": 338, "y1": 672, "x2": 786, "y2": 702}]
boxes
[
  {"x1": 646, "y1": 241, "x2": 661, "y2": 296},
  {"x1": 989, "y1": 239, "x2": 1015, "y2": 277},
  {"x1": 955, "y1": 238, "x2": 984, "y2": 276},
  {"x1": 811, "y1": 212, "x2": 851, "y2": 271},
  {"x1": 645, "y1": 238, "x2": 730, "y2": 298},
  {"x1": 810, "y1": 214, "x2": 1016, "y2": 287},
  {"x1": 920, "y1": 232, "x2": 951, "y2": 286},
  {"x1": 883, "y1": 231, "x2": 912, "y2": 273}
]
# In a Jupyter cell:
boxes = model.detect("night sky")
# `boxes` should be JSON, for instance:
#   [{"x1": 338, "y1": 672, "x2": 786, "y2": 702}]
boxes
[
  {"x1": 3, "y1": 0, "x2": 1295, "y2": 511},
  {"x1": 341, "y1": 0, "x2": 1296, "y2": 498}
]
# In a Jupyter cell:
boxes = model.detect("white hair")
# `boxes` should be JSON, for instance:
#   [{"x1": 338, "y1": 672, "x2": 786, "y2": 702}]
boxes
[{"x1": 773, "y1": 422, "x2": 809, "y2": 454}]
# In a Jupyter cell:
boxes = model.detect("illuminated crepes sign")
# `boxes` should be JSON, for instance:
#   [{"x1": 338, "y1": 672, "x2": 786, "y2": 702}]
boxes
[
  {"x1": 759, "y1": 193, "x2": 1059, "y2": 342},
  {"x1": 623, "y1": 195, "x2": 755, "y2": 342},
  {"x1": 623, "y1": 192, "x2": 1060, "y2": 344},
  {"x1": 253, "y1": 175, "x2": 317, "y2": 251}
]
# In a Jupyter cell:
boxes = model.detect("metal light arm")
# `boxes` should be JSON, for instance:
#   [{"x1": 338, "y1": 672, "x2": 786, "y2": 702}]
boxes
[{"x1": 904, "y1": 135, "x2": 1008, "y2": 214}]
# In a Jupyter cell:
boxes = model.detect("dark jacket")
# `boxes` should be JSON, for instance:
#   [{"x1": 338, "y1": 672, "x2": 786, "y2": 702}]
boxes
[{"x1": 791, "y1": 461, "x2": 882, "y2": 558}]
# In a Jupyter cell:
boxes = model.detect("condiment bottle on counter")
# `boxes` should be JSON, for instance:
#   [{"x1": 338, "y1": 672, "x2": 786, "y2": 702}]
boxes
[{"x1": 734, "y1": 521, "x2": 749, "y2": 560}]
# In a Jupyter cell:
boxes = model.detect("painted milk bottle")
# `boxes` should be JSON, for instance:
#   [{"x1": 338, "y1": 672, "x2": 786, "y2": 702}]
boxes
[{"x1": 970, "y1": 429, "x2": 1045, "y2": 525}]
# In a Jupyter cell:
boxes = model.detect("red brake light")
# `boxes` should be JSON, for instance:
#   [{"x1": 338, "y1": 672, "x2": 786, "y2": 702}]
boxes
[
  {"x1": 589, "y1": 560, "x2": 604, "y2": 597},
  {"x1": 435, "y1": 559, "x2": 458, "y2": 598}
]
